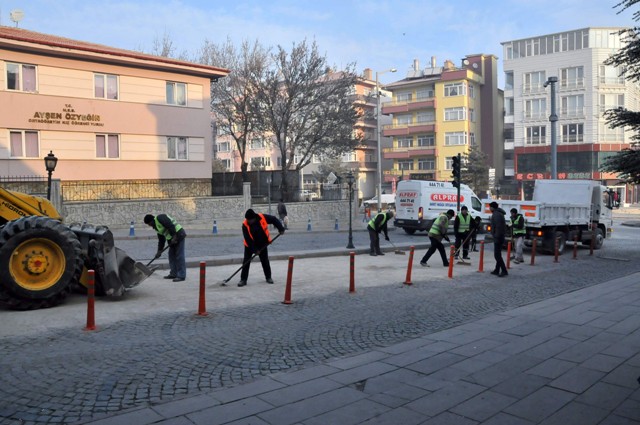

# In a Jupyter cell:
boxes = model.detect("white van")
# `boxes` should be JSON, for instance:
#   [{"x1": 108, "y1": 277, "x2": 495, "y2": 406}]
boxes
[
  {"x1": 362, "y1": 194, "x2": 396, "y2": 212},
  {"x1": 394, "y1": 180, "x2": 487, "y2": 234}
]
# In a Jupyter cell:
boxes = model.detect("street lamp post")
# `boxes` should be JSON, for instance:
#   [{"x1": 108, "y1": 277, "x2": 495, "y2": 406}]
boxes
[
  {"x1": 44, "y1": 151, "x2": 58, "y2": 201},
  {"x1": 376, "y1": 68, "x2": 397, "y2": 213},
  {"x1": 267, "y1": 176, "x2": 272, "y2": 215},
  {"x1": 346, "y1": 171, "x2": 355, "y2": 249},
  {"x1": 544, "y1": 76, "x2": 558, "y2": 179}
]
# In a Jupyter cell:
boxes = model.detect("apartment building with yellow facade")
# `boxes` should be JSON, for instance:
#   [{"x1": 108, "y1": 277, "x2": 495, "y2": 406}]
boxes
[
  {"x1": 0, "y1": 26, "x2": 228, "y2": 185},
  {"x1": 382, "y1": 54, "x2": 502, "y2": 190}
]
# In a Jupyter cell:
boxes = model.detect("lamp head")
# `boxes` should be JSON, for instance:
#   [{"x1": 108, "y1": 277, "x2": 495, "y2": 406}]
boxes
[{"x1": 44, "y1": 151, "x2": 58, "y2": 173}]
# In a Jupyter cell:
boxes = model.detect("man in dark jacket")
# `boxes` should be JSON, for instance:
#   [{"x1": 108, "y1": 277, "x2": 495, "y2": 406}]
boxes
[
  {"x1": 239, "y1": 209, "x2": 285, "y2": 287},
  {"x1": 144, "y1": 213, "x2": 187, "y2": 282},
  {"x1": 489, "y1": 201, "x2": 508, "y2": 277},
  {"x1": 367, "y1": 210, "x2": 394, "y2": 256}
]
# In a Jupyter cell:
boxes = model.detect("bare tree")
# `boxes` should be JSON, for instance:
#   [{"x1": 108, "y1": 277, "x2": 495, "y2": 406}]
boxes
[
  {"x1": 255, "y1": 39, "x2": 361, "y2": 199},
  {"x1": 198, "y1": 38, "x2": 270, "y2": 181},
  {"x1": 461, "y1": 146, "x2": 490, "y2": 195}
]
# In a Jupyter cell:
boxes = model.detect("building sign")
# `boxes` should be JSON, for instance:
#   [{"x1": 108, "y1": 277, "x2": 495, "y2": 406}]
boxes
[
  {"x1": 515, "y1": 172, "x2": 594, "y2": 180},
  {"x1": 28, "y1": 104, "x2": 104, "y2": 127}
]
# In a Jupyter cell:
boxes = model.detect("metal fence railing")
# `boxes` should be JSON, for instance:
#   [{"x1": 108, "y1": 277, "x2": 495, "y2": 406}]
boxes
[{"x1": 0, "y1": 176, "x2": 48, "y2": 196}]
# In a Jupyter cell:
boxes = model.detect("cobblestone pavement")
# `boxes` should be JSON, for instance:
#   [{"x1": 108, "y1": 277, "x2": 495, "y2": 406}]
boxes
[{"x1": 0, "y1": 221, "x2": 639, "y2": 424}]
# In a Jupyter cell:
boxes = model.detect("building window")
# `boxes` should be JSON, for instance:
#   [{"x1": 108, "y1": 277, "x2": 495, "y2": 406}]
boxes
[
  {"x1": 250, "y1": 138, "x2": 266, "y2": 149},
  {"x1": 444, "y1": 82, "x2": 466, "y2": 97},
  {"x1": 96, "y1": 134, "x2": 120, "y2": 158},
  {"x1": 524, "y1": 98, "x2": 547, "y2": 119},
  {"x1": 418, "y1": 159, "x2": 435, "y2": 170},
  {"x1": 416, "y1": 87, "x2": 434, "y2": 99},
  {"x1": 342, "y1": 151, "x2": 357, "y2": 162},
  {"x1": 470, "y1": 132, "x2": 476, "y2": 146},
  {"x1": 600, "y1": 93, "x2": 625, "y2": 114},
  {"x1": 398, "y1": 160, "x2": 413, "y2": 170},
  {"x1": 9, "y1": 130, "x2": 39, "y2": 157},
  {"x1": 6, "y1": 62, "x2": 37, "y2": 92},
  {"x1": 251, "y1": 157, "x2": 271, "y2": 168},
  {"x1": 218, "y1": 142, "x2": 230, "y2": 152},
  {"x1": 395, "y1": 114, "x2": 411, "y2": 125},
  {"x1": 444, "y1": 107, "x2": 466, "y2": 121},
  {"x1": 523, "y1": 71, "x2": 546, "y2": 93},
  {"x1": 167, "y1": 136, "x2": 188, "y2": 160},
  {"x1": 560, "y1": 66, "x2": 584, "y2": 89},
  {"x1": 505, "y1": 72, "x2": 514, "y2": 91},
  {"x1": 417, "y1": 111, "x2": 435, "y2": 123},
  {"x1": 445, "y1": 157, "x2": 454, "y2": 170},
  {"x1": 94, "y1": 73, "x2": 118, "y2": 99},
  {"x1": 221, "y1": 159, "x2": 231, "y2": 170},
  {"x1": 469, "y1": 108, "x2": 475, "y2": 122},
  {"x1": 561, "y1": 95, "x2": 584, "y2": 118},
  {"x1": 417, "y1": 135, "x2": 435, "y2": 147},
  {"x1": 526, "y1": 126, "x2": 546, "y2": 145},
  {"x1": 397, "y1": 137, "x2": 413, "y2": 148},
  {"x1": 396, "y1": 92, "x2": 412, "y2": 102},
  {"x1": 468, "y1": 83, "x2": 475, "y2": 98},
  {"x1": 599, "y1": 65, "x2": 625, "y2": 85},
  {"x1": 505, "y1": 97, "x2": 515, "y2": 116},
  {"x1": 562, "y1": 123, "x2": 584, "y2": 143},
  {"x1": 445, "y1": 132, "x2": 467, "y2": 146},
  {"x1": 599, "y1": 123, "x2": 625, "y2": 142},
  {"x1": 166, "y1": 82, "x2": 187, "y2": 106}
]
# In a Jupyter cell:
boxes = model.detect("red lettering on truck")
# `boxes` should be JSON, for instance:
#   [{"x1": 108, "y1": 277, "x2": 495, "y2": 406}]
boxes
[{"x1": 431, "y1": 193, "x2": 465, "y2": 202}]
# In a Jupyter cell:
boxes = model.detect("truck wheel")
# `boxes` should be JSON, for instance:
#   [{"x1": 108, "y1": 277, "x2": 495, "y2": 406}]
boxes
[
  {"x1": 0, "y1": 217, "x2": 83, "y2": 310},
  {"x1": 593, "y1": 228, "x2": 604, "y2": 249},
  {"x1": 555, "y1": 231, "x2": 566, "y2": 255},
  {"x1": 404, "y1": 228, "x2": 416, "y2": 235}
]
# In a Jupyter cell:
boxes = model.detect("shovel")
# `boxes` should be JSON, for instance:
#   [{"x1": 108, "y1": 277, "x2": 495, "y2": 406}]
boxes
[{"x1": 219, "y1": 234, "x2": 282, "y2": 286}]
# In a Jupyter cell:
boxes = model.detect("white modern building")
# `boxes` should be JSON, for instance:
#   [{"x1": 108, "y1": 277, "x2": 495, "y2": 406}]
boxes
[{"x1": 501, "y1": 27, "x2": 639, "y2": 203}]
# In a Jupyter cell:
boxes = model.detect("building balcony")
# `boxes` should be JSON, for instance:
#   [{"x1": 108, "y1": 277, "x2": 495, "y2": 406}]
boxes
[
  {"x1": 381, "y1": 97, "x2": 436, "y2": 115},
  {"x1": 382, "y1": 122, "x2": 437, "y2": 137},
  {"x1": 560, "y1": 107, "x2": 585, "y2": 119},
  {"x1": 523, "y1": 111, "x2": 547, "y2": 121},
  {"x1": 522, "y1": 83, "x2": 546, "y2": 95},
  {"x1": 350, "y1": 94, "x2": 376, "y2": 106},
  {"x1": 383, "y1": 146, "x2": 436, "y2": 159},
  {"x1": 598, "y1": 76, "x2": 625, "y2": 87},
  {"x1": 504, "y1": 139, "x2": 514, "y2": 151},
  {"x1": 559, "y1": 78, "x2": 585, "y2": 91}
]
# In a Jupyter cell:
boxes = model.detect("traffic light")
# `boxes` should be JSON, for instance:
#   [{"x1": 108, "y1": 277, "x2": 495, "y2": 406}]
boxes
[{"x1": 451, "y1": 153, "x2": 461, "y2": 188}]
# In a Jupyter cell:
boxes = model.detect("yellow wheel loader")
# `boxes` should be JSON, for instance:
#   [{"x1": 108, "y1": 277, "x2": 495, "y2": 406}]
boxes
[{"x1": 0, "y1": 187, "x2": 154, "y2": 310}]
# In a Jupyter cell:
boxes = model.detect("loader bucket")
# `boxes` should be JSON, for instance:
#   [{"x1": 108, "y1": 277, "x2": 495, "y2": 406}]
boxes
[{"x1": 69, "y1": 223, "x2": 150, "y2": 296}]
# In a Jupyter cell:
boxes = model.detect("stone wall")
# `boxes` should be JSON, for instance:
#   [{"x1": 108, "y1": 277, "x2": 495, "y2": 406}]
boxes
[{"x1": 62, "y1": 197, "x2": 352, "y2": 230}]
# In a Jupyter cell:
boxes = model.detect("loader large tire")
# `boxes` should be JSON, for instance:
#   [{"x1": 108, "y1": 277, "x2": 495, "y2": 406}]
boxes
[{"x1": 0, "y1": 217, "x2": 83, "y2": 310}]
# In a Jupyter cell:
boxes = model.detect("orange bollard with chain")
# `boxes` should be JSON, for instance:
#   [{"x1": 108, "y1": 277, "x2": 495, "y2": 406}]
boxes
[
  {"x1": 530, "y1": 238, "x2": 537, "y2": 266},
  {"x1": 506, "y1": 241, "x2": 512, "y2": 269},
  {"x1": 477, "y1": 241, "x2": 484, "y2": 272},
  {"x1": 448, "y1": 245, "x2": 455, "y2": 278},
  {"x1": 283, "y1": 256, "x2": 294, "y2": 304},
  {"x1": 349, "y1": 252, "x2": 356, "y2": 293},
  {"x1": 404, "y1": 246, "x2": 415, "y2": 285},
  {"x1": 197, "y1": 261, "x2": 208, "y2": 316},
  {"x1": 573, "y1": 235, "x2": 578, "y2": 259},
  {"x1": 84, "y1": 270, "x2": 97, "y2": 331}
]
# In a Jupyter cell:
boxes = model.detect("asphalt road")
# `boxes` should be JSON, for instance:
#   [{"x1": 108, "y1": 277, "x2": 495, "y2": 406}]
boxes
[{"x1": 0, "y1": 216, "x2": 639, "y2": 425}]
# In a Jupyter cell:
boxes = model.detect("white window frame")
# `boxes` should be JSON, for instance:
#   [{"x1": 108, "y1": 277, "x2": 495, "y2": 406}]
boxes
[
  {"x1": 218, "y1": 142, "x2": 231, "y2": 152},
  {"x1": 251, "y1": 157, "x2": 271, "y2": 168},
  {"x1": 526, "y1": 126, "x2": 546, "y2": 145},
  {"x1": 444, "y1": 132, "x2": 467, "y2": 146},
  {"x1": 418, "y1": 159, "x2": 435, "y2": 170},
  {"x1": 397, "y1": 137, "x2": 413, "y2": 148},
  {"x1": 250, "y1": 138, "x2": 266, "y2": 149},
  {"x1": 398, "y1": 160, "x2": 413, "y2": 170},
  {"x1": 166, "y1": 81, "x2": 187, "y2": 106},
  {"x1": 395, "y1": 114, "x2": 412, "y2": 125},
  {"x1": 444, "y1": 82, "x2": 466, "y2": 97},
  {"x1": 468, "y1": 83, "x2": 475, "y2": 98},
  {"x1": 417, "y1": 111, "x2": 435, "y2": 123},
  {"x1": 341, "y1": 151, "x2": 357, "y2": 162},
  {"x1": 524, "y1": 98, "x2": 547, "y2": 119},
  {"x1": 560, "y1": 66, "x2": 584, "y2": 89},
  {"x1": 444, "y1": 107, "x2": 466, "y2": 121},
  {"x1": 95, "y1": 134, "x2": 120, "y2": 159},
  {"x1": 523, "y1": 71, "x2": 546, "y2": 93},
  {"x1": 561, "y1": 94, "x2": 584, "y2": 118},
  {"x1": 167, "y1": 136, "x2": 188, "y2": 160},
  {"x1": 562, "y1": 123, "x2": 584, "y2": 143},
  {"x1": 94, "y1": 73, "x2": 119, "y2": 100},
  {"x1": 417, "y1": 135, "x2": 435, "y2": 147},
  {"x1": 9, "y1": 130, "x2": 39, "y2": 158},
  {"x1": 6, "y1": 62, "x2": 37, "y2": 92}
]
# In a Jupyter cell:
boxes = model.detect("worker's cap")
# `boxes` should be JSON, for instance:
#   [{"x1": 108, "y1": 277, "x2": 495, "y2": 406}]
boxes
[
  {"x1": 386, "y1": 210, "x2": 395, "y2": 217},
  {"x1": 510, "y1": 208, "x2": 518, "y2": 214},
  {"x1": 446, "y1": 209, "x2": 455, "y2": 217},
  {"x1": 461, "y1": 205, "x2": 468, "y2": 211},
  {"x1": 489, "y1": 201, "x2": 499, "y2": 209},
  {"x1": 143, "y1": 214, "x2": 154, "y2": 224},
  {"x1": 245, "y1": 209, "x2": 258, "y2": 219}
]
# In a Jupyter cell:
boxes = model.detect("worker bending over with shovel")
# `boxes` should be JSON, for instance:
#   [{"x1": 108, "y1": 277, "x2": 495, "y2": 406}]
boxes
[
  {"x1": 367, "y1": 210, "x2": 394, "y2": 256},
  {"x1": 420, "y1": 209, "x2": 455, "y2": 267},
  {"x1": 239, "y1": 209, "x2": 285, "y2": 287}
]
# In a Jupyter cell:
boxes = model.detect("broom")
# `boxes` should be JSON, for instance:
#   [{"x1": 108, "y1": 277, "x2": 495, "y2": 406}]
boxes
[
  {"x1": 386, "y1": 238, "x2": 405, "y2": 255},
  {"x1": 454, "y1": 230, "x2": 476, "y2": 266}
]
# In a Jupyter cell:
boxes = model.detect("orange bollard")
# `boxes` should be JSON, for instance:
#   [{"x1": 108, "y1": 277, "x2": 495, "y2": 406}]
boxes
[
  {"x1": 404, "y1": 246, "x2": 415, "y2": 285},
  {"x1": 349, "y1": 252, "x2": 356, "y2": 293},
  {"x1": 197, "y1": 261, "x2": 208, "y2": 316},
  {"x1": 448, "y1": 245, "x2": 455, "y2": 278},
  {"x1": 84, "y1": 269, "x2": 97, "y2": 331},
  {"x1": 573, "y1": 235, "x2": 578, "y2": 260},
  {"x1": 554, "y1": 237, "x2": 559, "y2": 263},
  {"x1": 506, "y1": 241, "x2": 512, "y2": 269},
  {"x1": 530, "y1": 238, "x2": 537, "y2": 266},
  {"x1": 590, "y1": 223, "x2": 595, "y2": 256},
  {"x1": 477, "y1": 241, "x2": 484, "y2": 273},
  {"x1": 283, "y1": 256, "x2": 294, "y2": 304}
]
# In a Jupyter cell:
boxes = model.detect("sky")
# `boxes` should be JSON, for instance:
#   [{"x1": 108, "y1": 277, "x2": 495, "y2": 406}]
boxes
[{"x1": 0, "y1": 0, "x2": 636, "y2": 85}]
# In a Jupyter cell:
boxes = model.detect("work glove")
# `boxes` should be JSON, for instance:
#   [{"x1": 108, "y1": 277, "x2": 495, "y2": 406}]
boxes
[
  {"x1": 154, "y1": 250, "x2": 162, "y2": 259},
  {"x1": 385, "y1": 235, "x2": 390, "y2": 241}
]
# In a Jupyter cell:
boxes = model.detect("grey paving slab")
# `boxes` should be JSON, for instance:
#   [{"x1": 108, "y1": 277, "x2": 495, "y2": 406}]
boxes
[
  {"x1": 358, "y1": 406, "x2": 425, "y2": 425},
  {"x1": 327, "y1": 361, "x2": 398, "y2": 385},
  {"x1": 561, "y1": 324, "x2": 605, "y2": 341},
  {"x1": 607, "y1": 314, "x2": 640, "y2": 335},
  {"x1": 79, "y1": 408, "x2": 163, "y2": 425},
  {"x1": 420, "y1": 411, "x2": 478, "y2": 425},
  {"x1": 210, "y1": 378, "x2": 285, "y2": 404},
  {"x1": 490, "y1": 372, "x2": 551, "y2": 400},
  {"x1": 614, "y1": 398, "x2": 640, "y2": 422},
  {"x1": 554, "y1": 339, "x2": 612, "y2": 363},
  {"x1": 449, "y1": 390, "x2": 517, "y2": 422},
  {"x1": 186, "y1": 397, "x2": 273, "y2": 425},
  {"x1": 359, "y1": 368, "x2": 428, "y2": 394},
  {"x1": 270, "y1": 364, "x2": 341, "y2": 385},
  {"x1": 481, "y1": 412, "x2": 535, "y2": 425},
  {"x1": 503, "y1": 387, "x2": 576, "y2": 423},
  {"x1": 538, "y1": 401, "x2": 610, "y2": 425},
  {"x1": 405, "y1": 352, "x2": 468, "y2": 375},
  {"x1": 380, "y1": 346, "x2": 440, "y2": 367},
  {"x1": 503, "y1": 320, "x2": 552, "y2": 336},
  {"x1": 602, "y1": 364, "x2": 640, "y2": 389},
  {"x1": 224, "y1": 417, "x2": 270, "y2": 425},
  {"x1": 403, "y1": 381, "x2": 486, "y2": 417},
  {"x1": 548, "y1": 366, "x2": 606, "y2": 394},
  {"x1": 326, "y1": 350, "x2": 389, "y2": 370},
  {"x1": 302, "y1": 398, "x2": 390, "y2": 425},
  {"x1": 154, "y1": 417, "x2": 198, "y2": 425},
  {"x1": 375, "y1": 337, "x2": 436, "y2": 355},
  {"x1": 526, "y1": 358, "x2": 578, "y2": 379},
  {"x1": 151, "y1": 394, "x2": 220, "y2": 418},
  {"x1": 256, "y1": 377, "x2": 342, "y2": 407},
  {"x1": 526, "y1": 337, "x2": 579, "y2": 359},
  {"x1": 580, "y1": 353, "x2": 626, "y2": 372},
  {"x1": 576, "y1": 382, "x2": 634, "y2": 410},
  {"x1": 465, "y1": 354, "x2": 544, "y2": 388},
  {"x1": 449, "y1": 337, "x2": 506, "y2": 357}
]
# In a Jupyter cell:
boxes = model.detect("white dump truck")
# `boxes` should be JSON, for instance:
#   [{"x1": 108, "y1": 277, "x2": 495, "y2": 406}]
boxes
[{"x1": 483, "y1": 180, "x2": 615, "y2": 253}]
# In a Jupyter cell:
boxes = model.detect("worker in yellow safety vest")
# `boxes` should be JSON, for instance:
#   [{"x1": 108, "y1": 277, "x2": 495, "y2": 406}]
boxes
[
  {"x1": 454, "y1": 205, "x2": 472, "y2": 260},
  {"x1": 509, "y1": 208, "x2": 526, "y2": 264},
  {"x1": 367, "y1": 210, "x2": 394, "y2": 256},
  {"x1": 420, "y1": 209, "x2": 455, "y2": 267}
]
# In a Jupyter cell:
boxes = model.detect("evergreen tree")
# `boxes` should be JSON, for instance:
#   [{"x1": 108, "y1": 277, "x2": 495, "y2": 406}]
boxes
[
  {"x1": 601, "y1": 0, "x2": 640, "y2": 184},
  {"x1": 461, "y1": 146, "x2": 489, "y2": 195}
]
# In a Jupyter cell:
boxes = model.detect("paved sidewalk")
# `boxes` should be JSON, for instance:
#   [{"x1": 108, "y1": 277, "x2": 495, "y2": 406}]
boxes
[{"x1": 80, "y1": 271, "x2": 640, "y2": 425}]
